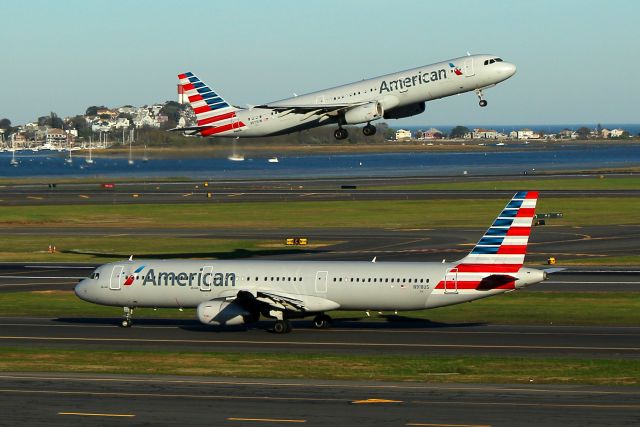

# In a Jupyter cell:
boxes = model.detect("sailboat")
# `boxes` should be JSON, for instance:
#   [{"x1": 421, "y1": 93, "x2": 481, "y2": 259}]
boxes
[
  {"x1": 9, "y1": 135, "x2": 18, "y2": 167},
  {"x1": 227, "y1": 137, "x2": 245, "y2": 161},
  {"x1": 142, "y1": 144, "x2": 149, "y2": 162},
  {"x1": 128, "y1": 137, "x2": 134, "y2": 165},
  {"x1": 85, "y1": 136, "x2": 94, "y2": 164}
]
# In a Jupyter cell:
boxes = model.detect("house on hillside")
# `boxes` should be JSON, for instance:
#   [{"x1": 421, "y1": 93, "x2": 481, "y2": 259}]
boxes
[
  {"x1": 395, "y1": 129, "x2": 412, "y2": 140},
  {"x1": 610, "y1": 128, "x2": 626, "y2": 138},
  {"x1": 46, "y1": 128, "x2": 67, "y2": 146},
  {"x1": 472, "y1": 128, "x2": 498, "y2": 139}
]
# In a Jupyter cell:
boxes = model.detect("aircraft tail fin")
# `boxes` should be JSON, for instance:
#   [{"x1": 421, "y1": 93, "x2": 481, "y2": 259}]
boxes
[
  {"x1": 455, "y1": 191, "x2": 538, "y2": 273},
  {"x1": 178, "y1": 72, "x2": 243, "y2": 135}
]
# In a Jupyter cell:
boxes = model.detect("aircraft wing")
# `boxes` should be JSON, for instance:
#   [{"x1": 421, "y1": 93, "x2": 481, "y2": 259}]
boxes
[
  {"x1": 214, "y1": 289, "x2": 340, "y2": 313},
  {"x1": 255, "y1": 101, "x2": 368, "y2": 117},
  {"x1": 255, "y1": 290, "x2": 340, "y2": 313}
]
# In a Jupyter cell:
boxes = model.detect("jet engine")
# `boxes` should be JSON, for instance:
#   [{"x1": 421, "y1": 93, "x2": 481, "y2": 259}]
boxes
[
  {"x1": 196, "y1": 300, "x2": 256, "y2": 326},
  {"x1": 383, "y1": 102, "x2": 425, "y2": 119},
  {"x1": 344, "y1": 102, "x2": 383, "y2": 124}
]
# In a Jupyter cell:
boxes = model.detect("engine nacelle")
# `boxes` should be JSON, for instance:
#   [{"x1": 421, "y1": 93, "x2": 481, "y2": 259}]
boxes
[
  {"x1": 344, "y1": 102, "x2": 383, "y2": 124},
  {"x1": 383, "y1": 102, "x2": 425, "y2": 119},
  {"x1": 197, "y1": 300, "x2": 254, "y2": 326}
]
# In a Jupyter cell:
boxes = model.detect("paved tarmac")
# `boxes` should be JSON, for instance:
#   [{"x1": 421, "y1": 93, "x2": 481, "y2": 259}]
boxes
[
  {"x1": 0, "y1": 373, "x2": 638, "y2": 426},
  {"x1": 0, "y1": 174, "x2": 639, "y2": 205},
  {"x1": 1, "y1": 317, "x2": 638, "y2": 359}
]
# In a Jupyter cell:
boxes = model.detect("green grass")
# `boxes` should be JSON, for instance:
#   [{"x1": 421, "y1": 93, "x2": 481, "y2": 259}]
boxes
[
  {"x1": 0, "y1": 197, "x2": 638, "y2": 229},
  {"x1": 558, "y1": 255, "x2": 640, "y2": 266},
  {"x1": 366, "y1": 176, "x2": 640, "y2": 191},
  {"x1": 0, "y1": 347, "x2": 637, "y2": 386},
  {"x1": 0, "y1": 235, "x2": 328, "y2": 263},
  {"x1": 3, "y1": 291, "x2": 638, "y2": 326}
]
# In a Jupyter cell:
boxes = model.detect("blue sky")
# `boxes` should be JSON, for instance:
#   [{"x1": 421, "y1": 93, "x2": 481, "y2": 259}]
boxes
[{"x1": 1, "y1": 0, "x2": 638, "y2": 126}]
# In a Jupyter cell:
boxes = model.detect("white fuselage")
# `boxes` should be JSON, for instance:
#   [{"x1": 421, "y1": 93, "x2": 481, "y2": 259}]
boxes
[
  {"x1": 75, "y1": 259, "x2": 543, "y2": 312},
  {"x1": 221, "y1": 54, "x2": 515, "y2": 137}
]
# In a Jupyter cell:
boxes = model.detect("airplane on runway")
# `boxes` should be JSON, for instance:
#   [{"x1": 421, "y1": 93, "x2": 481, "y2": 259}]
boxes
[
  {"x1": 173, "y1": 54, "x2": 516, "y2": 140},
  {"x1": 75, "y1": 191, "x2": 547, "y2": 333}
]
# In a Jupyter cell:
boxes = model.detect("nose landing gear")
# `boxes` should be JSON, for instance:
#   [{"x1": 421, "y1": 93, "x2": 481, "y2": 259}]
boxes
[
  {"x1": 475, "y1": 89, "x2": 488, "y2": 107},
  {"x1": 120, "y1": 306, "x2": 134, "y2": 328}
]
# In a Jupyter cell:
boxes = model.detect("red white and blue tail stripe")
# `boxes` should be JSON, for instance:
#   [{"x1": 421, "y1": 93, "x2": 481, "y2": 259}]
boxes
[
  {"x1": 433, "y1": 191, "x2": 538, "y2": 293},
  {"x1": 456, "y1": 191, "x2": 538, "y2": 271},
  {"x1": 178, "y1": 72, "x2": 245, "y2": 136}
]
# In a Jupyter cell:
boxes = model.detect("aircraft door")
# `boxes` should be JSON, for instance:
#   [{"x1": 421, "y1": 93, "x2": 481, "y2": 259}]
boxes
[
  {"x1": 109, "y1": 265, "x2": 124, "y2": 290},
  {"x1": 231, "y1": 115, "x2": 241, "y2": 132},
  {"x1": 200, "y1": 266, "x2": 213, "y2": 291},
  {"x1": 315, "y1": 271, "x2": 328, "y2": 294},
  {"x1": 444, "y1": 268, "x2": 458, "y2": 294},
  {"x1": 464, "y1": 58, "x2": 475, "y2": 77}
]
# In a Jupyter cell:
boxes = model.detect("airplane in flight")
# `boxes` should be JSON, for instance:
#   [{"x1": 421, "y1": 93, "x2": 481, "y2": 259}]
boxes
[
  {"x1": 75, "y1": 191, "x2": 547, "y2": 333},
  {"x1": 173, "y1": 54, "x2": 516, "y2": 140}
]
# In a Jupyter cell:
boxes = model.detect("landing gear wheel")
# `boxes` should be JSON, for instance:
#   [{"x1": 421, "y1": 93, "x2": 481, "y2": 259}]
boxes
[
  {"x1": 120, "y1": 306, "x2": 133, "y2": 328},
  {"x1": 313, "y1": 314, "x2": 332, "y2": 329},
  {"x1": 334, "y1": 128, "x2": 349, "y2": 140},
  {"x1": 479, "y1": 100, "x2": 488, "y2": 107},
  {"x1": 362, "y1": 124, "x2": 377, "y2": 136},
  {"x1": 274, "y1": 320, "x2": 292, "y2": 334}
]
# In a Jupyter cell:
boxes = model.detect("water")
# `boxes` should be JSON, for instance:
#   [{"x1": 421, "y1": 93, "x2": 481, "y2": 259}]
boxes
[{"x1": 1, "y1": 144, "x2": 639, "y2": 180}]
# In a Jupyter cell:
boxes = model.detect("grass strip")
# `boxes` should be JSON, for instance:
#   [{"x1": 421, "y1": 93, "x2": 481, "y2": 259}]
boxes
[
  {"x1": 3, "y1": 291, "x2": 638, "y2": 326},
  {"x1": 366, "y1": 176, "x2": 640, "y2": 191},
  {"x1": 0, "y1": 198, "x2": 638, "y2": 228},
  {"x1": 0, "y1": 235, "x2": 331, "y2": 263},
  {"x1": 0, "y1": 347, "x2": 637, "y2": 386}
]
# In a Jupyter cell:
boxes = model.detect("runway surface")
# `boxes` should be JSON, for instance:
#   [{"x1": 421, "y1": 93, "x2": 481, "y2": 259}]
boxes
[
  {"x1": 0, "y1": 174, "x2": 638, "y2": 205},
  {"x1": 0, "y1": 373, "x2": 638, "y2": 426},
  {"x1": 1, "y1": 317, "x2": 638, "y2": 359}
]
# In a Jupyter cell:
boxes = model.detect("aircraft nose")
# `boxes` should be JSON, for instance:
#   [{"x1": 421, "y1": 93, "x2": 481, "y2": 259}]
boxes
[
  {"x1": 501, "y1": 62, "x2": 517, "y2": 78},
  {"x1": 74, "y1": 279, "x2": 90, "y2": 301}
]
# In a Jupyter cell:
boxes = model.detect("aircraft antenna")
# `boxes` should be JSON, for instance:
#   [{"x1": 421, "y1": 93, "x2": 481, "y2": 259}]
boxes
[{"x1": 466, "y1": 51, "x2": 471, "y2": 56}]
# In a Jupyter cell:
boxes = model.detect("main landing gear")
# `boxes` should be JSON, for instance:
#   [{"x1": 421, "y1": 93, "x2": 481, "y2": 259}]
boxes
[
  {"x1": 362, "y1": 123, "x2": 377, "y2": 136},
  {"x1": 120, "y1": 306, "x2": 134, "y2": 328},
  {"x1": 270, "y1": 309, "x2": 292, "y2": 334},
  {"x1": 274, "y1": 319, "x2": 292, "y2": 334},
  {"x1": 334, "y1": 127, "x2": 349, "y2": 140},
  {"x1": 313, "y1": 313, "x2": 332, "y2": 329},
  {"x1": 475, "y1": 89, "x2": 488, "y2": 107}
]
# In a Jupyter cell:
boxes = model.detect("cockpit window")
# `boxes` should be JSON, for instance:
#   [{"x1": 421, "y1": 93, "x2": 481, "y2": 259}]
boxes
[
  {"x1": 89, "y1": 272, "x2": 100, "y2": 279},
  {"x1": 485, "y1": 58, "x2": 504, "y2": 66}
]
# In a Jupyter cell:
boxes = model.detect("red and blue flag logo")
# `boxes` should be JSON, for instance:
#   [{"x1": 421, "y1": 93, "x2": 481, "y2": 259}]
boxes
[
  {"x1": 123, "y1": 265, "x2": 146, "y2": 286},
  {"x1": 449, "y1": 62, "x2": 463, "y2": 76}
]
